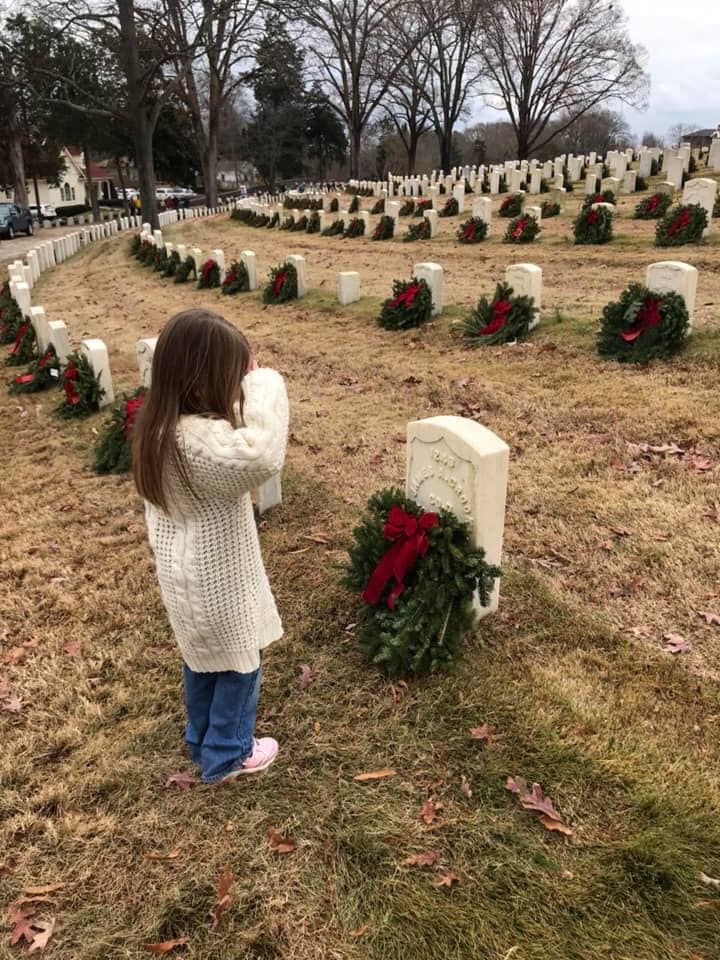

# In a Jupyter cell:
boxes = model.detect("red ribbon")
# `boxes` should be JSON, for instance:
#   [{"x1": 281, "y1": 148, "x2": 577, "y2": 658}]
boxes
[
  {"x1": 620, "y1": 296, "x2": 662, "y2": 342},
  {"x1": 14, "y1": 373, "x2": 35, "y2": 384},
  {"x1": 362, "y1": 506, "x2": 438, "y2": 609},
  {"x1": 586, "y1": 209, "x2": 599, "y2": 225},
  {"x1": 123, "y1": 393, "x2": 145, "y2": 438},
  {"x1": 63, "y1": 361, "x2": 80, "y2": 406},
  {"x1": 647, "y1": 194, "x2": 660, "y2": 211},
  {"x1": 388, "y1": 282, "x2": 421, "y2": 309},
  {"x1": 272, "y1": 270, "x2": 287, "y2": 297},
  {"x1": 477, "y1": 298, "x2": 512, "y2": 336},
  {"x1": 223, "y1": 272, "x2": 238, "y2": 287},
  {"x1": 463, "y1": 222, "x2": 475, "y2": 241},
  {"x1": 202, "y1": 259, "x2": 217, "y2": 282},
  {"x1": 10, "y1": 322, "x2": 28, "y2": 355},
  {"x1": 37, "y1": 349, "x2": 53, "y2": 368},
  {"x1": 511, "y1": 218, "x2": 528, "y2": 239},
  {"x1": 667, "y1": 208, "x2": 690, "y2": 236}
]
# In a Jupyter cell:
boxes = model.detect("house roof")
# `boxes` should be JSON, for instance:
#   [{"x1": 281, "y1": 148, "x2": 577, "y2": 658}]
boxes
[
  {"x1": 688, "y1": 128, "x2": 717, "y2": 138},
  {"x1": 64, "y1": 147, "x2": 112, "y2": 182}
]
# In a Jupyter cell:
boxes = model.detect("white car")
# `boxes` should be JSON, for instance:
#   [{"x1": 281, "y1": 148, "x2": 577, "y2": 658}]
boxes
[
  {"x1": 29, "y1": 203, "x2": 57, "y2": 221},
  {"x1": 119, "y1": 188, "x2": 139, "y2": 200}
]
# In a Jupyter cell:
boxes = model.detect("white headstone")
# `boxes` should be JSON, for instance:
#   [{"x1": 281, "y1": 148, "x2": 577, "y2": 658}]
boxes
[
  {"x1": 585, "y1": 172, "x2": 598, "y2": 196},
  {"x1": 622, "y1": 170, "x2": 638, "y2": 194},
  {"x1": 406, "y1": 416, "x2": 508, "y2": 615},
  {"x1": 211, "y1": 248, "x2": 226, "y2": 282},
  {"x1": 529, "y1": 170, "x2": 542, "y2": 195},
  {"x1": 682, "y1": 177, "x2": 717, "y2": 236},
  {"x1": 645, "y1": 261, "x2": 698, "y2": 325},
  {"x1": 472, "y1": 197, "x2": 492, "y2": 225},
  {"x1": 337, "y1": 271, "x2": 360, "y2": 306},
  {"x1": 505, "y1": 263, "x2": 542, "y2": 329},
  {"x1": 190, "y1": 247, "x2": 203, "y2": 274},
  {"x1": 525, "y1": 205, "x2": 542, "y2": 223},
  {"x1": 81, "y1": 337, "x2": 114, "y2": 408},
  {"x1": 413, "y1": 262, "x2": 443, "y2": 316},
  {"x1": 136, "y1": 337, "x2": 158, "y2": 388},
  {"x1": 666, "y1": 157, "x2": 684, "y2": 191},
  {"x1": 47, "y1": 320, "x2": 71, "y2": 364},
  {"x1": 30, "y1": 306, "x2": 49, "y2": 352},
  {"x1": 452, "y1": 182, "x2": 465, "y2": 214},
  {"x1": 423, "y1": 209, "x2": 438, "y2": 238},
  {"x1": 386, "y1": 200, "x2": 401, "y2": 224},
  {"x1": 287, "y1": 254, "x2": 306, "y2": 297},
  {"x1": 14, "y1": 281, "x2": 31, "y2": 318},
  {"x1": 638, "y1": 152, "x2": 652, "y2": 178},
  {"x1": 240, "y1": 250, "x2": 257, "y2": 291}
]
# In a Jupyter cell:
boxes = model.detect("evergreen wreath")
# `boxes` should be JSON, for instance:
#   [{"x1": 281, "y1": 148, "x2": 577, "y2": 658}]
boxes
[
  {"x1": 582, "y1": 190, "x2": 616, "y2": 208},
  {"x1": 403, "y1": 219, "x2": 431, "y2": 242},
  {"x1": 130, "y1": 234, "x2": 141, "y2": 257},
  {"x1": 267, "y1": 212, "x2": 280, "y2": 228},
  {"x1": 413, "y1": 198, "x2": 432, "y2": 217},
  {"x1": 541, "y1": 200, "x2": 560, "y2": 218},
  {"x1": 399, "y1": 199, "x2": 415, "y2": 216},
  {"x1": 8, "y1": 345, "x2": 60, "y2": 394},
  {"x1": 371, "y1": 197, "x2": 385, "y2": 215},
  {"x1": 263, "y1": 261, "x2": 298, "y2": 304},
  {"x1": 5, "y1": 319, "x2": 37, "y2": 366},
  {"x1": 345, "y1": 217, "x2": 366, "y2": 238},
  {"x1": 221, "y1": 260, "x2": 250, "y2": 296},
  {"x1": 153, "y1": 247, "x2": 168, "y2": 272},
  {"x1": 291, "y1": 215, "x2": 309, "y2": 231},
  {"x1": 439, "y1": 196, "x2": 459, "y2": 217},
  {"x1": 306, "y1": 211, "x2": 321, "y2": 233},
  {"x1": 539, "y1": 178, "x2": 550, "y2": 193},
  {"x1": 372, "y1": 215, "x2": 395, "y2": 241},
  {"x1": 162, "y1": 250, "x2": 181, "y2": 277},
  {"x1": 0, "y1": 299, "x2": 22, "y2": 345},
  {"x1": 573, "y1": 205, "x2": 613, "y2": 244},
  {"x1": 231, "y1": 208, "x2": 252, "y2": 223},
  {"x1": 93, "y1": 387, "x2": 145, "y2": 473},
  {"x1": 56, "y1": 351, "x2": 104, "y2": 418},
  {"x1": 344, "y1": 488, "x2": 500, "y2": 676},
  {"x1": 279, "y1": 215, "x2": 295, "y2": 230},
  {"x1": 498, "y1": 173, "x2": 508, "y2": 193},
  {"x1": 250, "y1": 212, "x2": 270, "y2": 227},
  {"x1": 377, "y1": 277, "x2": 432, "y2": 330},
  {"x1": 634, "y1": 192, "x2": 671, "y2": 219},
  {"x1": 138, "y1": 240, "x2": 156, "y2": 265},
  {"x1": 655, "y1": 203, "x2": 707, "y2": 246},
  {"x1": 330, "y1": 197, "x2": 340, "y2": 212},
  {"x1": 499, "y1": 193, "x2": 523, "y2": 217},
  {"x1": 321, "y1": 218, "x2": 344, "y2": 237},
  {"x1": 348, "y1": 195, "x2": 360, "y2": 214},
  {"x1": 597, "y1": 283, "x2": 689, "y2": 364},
  {"x1": 503, "y1": 215, "x2": 540, "y2": 243},
  {"x1": 198, "y1": 259, "x2": 221, "y2": 289},
  {"x1": 463, "y1": 281, "x2": 537, "y2": 345},
  {"x1": 174, "y1": 256, "x2": 197, "y2": 284},
  {"x1": 457, "y1": 217, "x2": 488, "y2": 243}
]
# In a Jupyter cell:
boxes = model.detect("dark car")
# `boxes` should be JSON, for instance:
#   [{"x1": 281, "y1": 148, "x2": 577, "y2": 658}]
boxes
[{"x1": 0, "y1": 202, "x2": 34, "y2": 239}]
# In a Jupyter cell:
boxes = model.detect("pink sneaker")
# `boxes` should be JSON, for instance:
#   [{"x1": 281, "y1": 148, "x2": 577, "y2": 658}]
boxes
[{"x1": 218, "y1": 738, "x2": 279, "y2": 782}]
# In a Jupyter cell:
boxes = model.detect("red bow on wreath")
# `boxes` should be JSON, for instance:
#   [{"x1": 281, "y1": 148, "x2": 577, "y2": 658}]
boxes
[
  {"x1": 362, "y1": 505, "x2": 438, "y2": 609},
  {"x1": 123, "y1": 393, "x2": 145, "y2": 438},
  {"x1": 586, "y1": 209, "x2": 599, "y2": 225},
  {"x1": 477, "y1": 298, "x2": 512, "y2": 336},
  {"x1": 37, "y1": 349, "x2": 54, "y2": 368},
  {"x1": 202, "y1": 259, "x2": 217, "y2": 282},
  {"x1": 223, "y1": 272, "x2": 237, "y2": 286},
  {"x1": 388, "y1": 282, "x2": 421, "y2": 309},
  {"x1": 9, "y1": 322, "x2": 28, "y2": 356},
  {"x1": 667, "y1": 208, "x2": 690, "y2": 236},
  {"x1": 647, "y1": 194, "x2": 660, "y2": 211},
  {"x1": 511, "y1": 219, "x2": 528, "y2": 239},
  {"x1": 63, "y1": 361, "x2": 80, "y2": 406},
  {"x1": 463, "y1": 223, "x2": 475, "y2": 241},
  {"x1": 272, "y1": 271, "x2": 287, "y2": 297},
  {"x1": 620, "y1": 296, "x2": 662, "y2": 342}
]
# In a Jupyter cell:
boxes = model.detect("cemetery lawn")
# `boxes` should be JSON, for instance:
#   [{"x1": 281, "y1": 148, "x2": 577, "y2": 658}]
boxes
[{"x1": 2, "y1": 192, "x2": 720, "y2": 959}]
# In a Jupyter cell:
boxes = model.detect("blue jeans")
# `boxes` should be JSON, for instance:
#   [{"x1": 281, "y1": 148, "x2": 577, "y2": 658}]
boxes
[{"x1": 183, "y1": 663, "x2": 261, "y2": 783}]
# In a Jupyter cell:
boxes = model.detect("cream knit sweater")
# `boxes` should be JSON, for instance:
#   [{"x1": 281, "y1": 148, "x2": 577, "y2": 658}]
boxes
[{"x1": 145, "y1": 368, "x2": 289, "y2": 673}]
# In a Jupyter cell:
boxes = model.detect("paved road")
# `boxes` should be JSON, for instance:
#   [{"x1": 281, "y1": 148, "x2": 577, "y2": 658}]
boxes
[{"x1": 0, "y1": 223, "x2": 90, "y2": 271}]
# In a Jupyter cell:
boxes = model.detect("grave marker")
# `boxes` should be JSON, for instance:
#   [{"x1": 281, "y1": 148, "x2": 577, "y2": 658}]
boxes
[
  {"x1": 505, "y1": 263, "x2": 542, "y2": 328},
  {"x1": 287, "y1": 254, "x2": 306, "y2": 297},
  {"x1": 240, "y1": 250, "x2": 257, "y2": 291},
  {"x1": 136, "y1": 337, "x2": 158, "y2": 387},
  {"x1": 645, "y1": 261, "x2": 698, "y2": 325},
  {"x1": 47, "y1": 320, "x2": 70, "y2": 364},
  {"x1": 337, "y1": 271, "x2": 361, "y2": 305},
  {"x1": 413, "y1": 262, "x2": 443, "y2": 316},
  {"x1": 81, "y1": 338, "x2": 114, "y2": 407},
  {"x1": 681, "y1": 177, "x2": 717, "y2": 236}
]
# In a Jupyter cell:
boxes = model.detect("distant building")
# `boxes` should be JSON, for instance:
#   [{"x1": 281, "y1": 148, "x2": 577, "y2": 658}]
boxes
[
  {"x1": 687, "y1": 127, "x2": 720, "y2": 150},
  {"x1": 0, "y1": 146, "x2": 116, "y2": 209},
  {"x1": 217, "y1": 159, "x2": 257, "y2": 190}
]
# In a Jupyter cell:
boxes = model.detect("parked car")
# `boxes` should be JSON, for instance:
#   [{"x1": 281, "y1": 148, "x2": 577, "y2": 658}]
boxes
[
  {"x1": 29, "y1": 203, "x2": 57, "y2": 222},
  {"x1": 0, "y1": 202, "x2": 34, "y2": 238},
  {"x1": 119, "y1": 188, "x2": 139, "y2": 200}
]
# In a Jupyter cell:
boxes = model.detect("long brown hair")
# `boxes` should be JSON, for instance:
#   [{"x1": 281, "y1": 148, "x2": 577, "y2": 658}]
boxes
[{"x1": 132, "y1": 308, "x2": 252, "y2": 510}]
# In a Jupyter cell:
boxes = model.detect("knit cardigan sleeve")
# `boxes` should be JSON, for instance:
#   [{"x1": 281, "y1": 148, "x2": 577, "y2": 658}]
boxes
[{"x1": 178, "y1": 368, "x2": 289, "y2": 500}]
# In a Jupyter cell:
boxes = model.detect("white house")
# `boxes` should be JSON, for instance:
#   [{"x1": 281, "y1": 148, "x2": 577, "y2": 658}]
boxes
[{"x1": 0, "y1": 146, "x2": 116, "y2": 210}]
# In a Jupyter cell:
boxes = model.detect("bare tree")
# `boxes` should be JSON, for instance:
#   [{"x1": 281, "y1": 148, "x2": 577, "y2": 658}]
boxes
[
  {"x1": 419, "y1": 0, "x2": 485, "y2": 172},
  {"x1": 383, "y1": 46, "x2": 433, "y2": 174},
  {"x1": 164, "y1": 0, "x2": 262, "y2": 205},
  {"x1": 481, "y1": 0, "x2": 649, "y2": 159},
  {"x1": 667, "y1": 121, "x2": 698, "y2": 148},
  {"x1": 290, "y1": 0, "x2": 420, "y2": 178}
]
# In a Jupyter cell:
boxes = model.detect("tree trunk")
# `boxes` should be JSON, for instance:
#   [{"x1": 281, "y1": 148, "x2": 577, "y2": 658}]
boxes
[
  {"x1": 32, "y1": 169, "x2": 42, "y2": 214},
  {"x1": 350, "y1": 126, "x2": 361, "y2": 179},
  {"x1": 83, "y1": 142, "x2": 101, "y2": 220},
  {"x1": 438, "y1": 127, "x2": 453, "y2": 172},
  {"x1": 7, "y1": 109, "x2": 27, "y2": 207},
  {"x1": 115, "y1": 157, "x2": 131, "y2": 216},
  {"x1": 203, "y1": 124, "x2": 218, "y2": 207},
  {"x1": 407, "y1": 134, "x2": 419, "y2": 175},
  {"x1": 134, "y1": 116, "x2": 158, "y2": 227}
]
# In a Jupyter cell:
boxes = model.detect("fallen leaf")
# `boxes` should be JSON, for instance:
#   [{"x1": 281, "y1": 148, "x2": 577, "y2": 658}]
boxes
[
  {"x1": 402, "y1": 850, "x2": 441, "y2": 869},
  {"x1": 1, "y1": 695, "x2": 22, "y2": 713},
  {"x1": 505, "y1": 776, "x2": 528, "y2": 796},
  {"x1": 63, "y1": 642, "x2": 81, "y2": 657},
  {"x1": 506, "y1": 778, "x2": 572, "y2": 835},
  {"x1": 469, "y1": 723, "x2": 496, "y2": 746},
  {"x1": 353, "y1": 768, "x2": 396, "y2": 782},
  {"x1": 297, "y1": 664, "x2": 315, "y2": 690},
  {"x1": 459, "y1": 775, "x2": 472, "y2": 799},
  {"x1": 348, "y1": 925, "x2": 369, "y2": 937},
  {"x1": 266, "y1": 828, "x2": 296, "y2": 855},
  {"x1": 698, "y1": 611, "x2": 720, "y2": 626},
  {"x1": 700, "y1": 872, "x2": 720, "y2": 888},
  {"x1": 163, "y1": 771, "x2": 197, "y2": 791},
  {"x1": 418, "y1": 799, "x2": 443, "y2": 825},
  {"x1": 432, "y1": 867, "x2": 460, "y2": 888},
  {"x1": 143, "y1": 848, "x2": 182, "y2": 862},
  {"x1": 28, "y1": 918, "x2": 55, "y2": 953},
  {"x1": 539, "y1": 815, "x2": 573, "y2": 836},
  {"x1": 22, "y1": 884, "x2": 64, "y2": 896},
  {"x1": 663, "y1": 633, "x2": 692, "y2": 654},
  {"x1": 210, "y1": 864, "x2": 233, "y2": 929},
  {"x1": 143, "y1": 938, "x2": 190, "y2": 954},
  {"x1": 8, "y1": 904, "x2": 36, "y2": 946},
  {"x1": 688, "y1": 455, "x2": 713, "y2": 473},
  {"x1": 3, "y1": 647, "x2": 28, "y2": 665},
  {"x1": 696, "y1": 899, "x2": 720, "y2": 910}
]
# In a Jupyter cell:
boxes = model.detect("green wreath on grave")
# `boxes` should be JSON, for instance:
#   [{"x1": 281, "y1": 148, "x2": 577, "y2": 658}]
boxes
[
  {"x1": 250, "y1": 212, "x2": 270, "y2": 227},
  {"x1": 198, "y1": 259, "x2": 221, "y2": 289},
  {"x1": 348, "y1": 195, "x2": 360, "y2": 214},
  {"x1": 291, "y1": 215, "x2": 309, "y2": 231},
  {"x1": 457, "y1": 217, "x2": 488, "y2": 243},
  {"x1": 371, "y1": 198, "x2": 385, "y2": 215},
  {"x1": 499, "y1": 193, "x2": 523, "y2": 217},
  {"x1": 540, "y1": 200, "x2": 560, "y2": 218},
  {"x1": 263, "y1": 261, "x2": 298, "y2": 304},
  {"x1": 8, "y1": 344, "x2": 60, "y2": 394},
  {"x1": 153, "y1": 247, "x2": 168, "y2": 272},
  {"x1": 56, "y1": 351, "x2": 104, "y2": 418},
  {"x1": 267, "y1": 212, "x2": 280, "y2": 228},
  {"x1": 573, "y1": 205, "x2": 613, "y2": 244},
  {"x1": 330, "y1": 197, "x2": 340, "y2": 212},
  {"x1": 439, "y1": 197, "x2": 459, "y2": 218},
  {"x1": 221, "y1": 261, "x2": 250, "y2": 296},
  {"x1": 539, "y1": 178, "x2": 550, "y2": 193},
  {"x1": 399, "y1": 199, "x2": 415, "y2": 216},
  {"x1": 372, "y1": 215, "x2": 395, "y2": 241},
  {"x1": 345, "y1": 217, "x2": 366, "y2": 238},
  {"x1": 634, "y1": 192, "x2": 671, "y2": 219},
  {"x1": 93, "y1": 387, "x2": 146, "y2": 473},
  {"x1": 306, "y1": 211, "x2": 321, "y2": 234},
  {"x1": 279, "y1": 215, "x2": 295, "y2": 231},
  {"x1": 413, "y1": 199, "x2": 432, "y2": 217},
  {"x1": 0, "y1": 298, "x2": 22, "y2": 345},
  {"x1": 174, "y1": 257, "x2": 197, "y2": 284},
  {"x1": 163, "y1": 250, "x2": 181, "y2": 277},
  {"x1": 137, "y1": 239, "x2": 155, "y2": 265},
  {"x1": 581, "y1": 190, "x2": 616, "y2": 209},
  {"x1": 231, "y1": 208, "x2": 252, "y2": 223},
  {"x1": 597, "y1": 283, "x2": 689, "y2": 363},
  {"x1": 321, "y1": 219, "x2": 344, "y2": 237},
  {"x1": 377, "y1": 277, "x2": 432, "y2": 330},
  {"x1": 655, "y1": 204, "x2": 707, "y2": 246},
  {"x1": 503, "y1": 215, "x2": 540, "y2": 244},
  {"x1": 403, "y1": 219, "x2": 431, "y2": 242},
  {"x1": 462, "y1": 281, "x2": 537, "y2": 346},
  {"x1": 344, "y1": 487, "x2": 500, "y2": 677},
  {"x1": 130, "y1": 234, "x2": 142, "y2": 257},
  {"x1": 5, "y1": 318, "x2": 37, "y2": 366}
]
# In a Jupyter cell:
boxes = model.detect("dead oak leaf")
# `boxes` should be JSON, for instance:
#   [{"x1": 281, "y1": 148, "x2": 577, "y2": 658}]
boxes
[
  {"x1": 696, "y1": 899, "x2": 720, "y2": 910},
  {"x1": 418, "y1": 799, "x2": 443, "y2": 825},
  {"x1": 28, "y1": 918, "x2": 55, "y2": 954},
  {"x1": 143, "y1": 938, "x2": 190, "y2": 953},
  {"x1": 353, "y1": 768, "x2": 396, "y2": 782},
  {"x1": 402, "y1": 850, "x2": 441, "y2": 869},
  {"x1": 8, "y1": 904, "x2": 36, "y2": 946},
  {"x1": 22, "y1": 883, "x2": 64, "y2": 896},
  {"x1": 1, "y1": 695, "x2": 22, "y2": 714},
  {"x1": 63, "y1": 642, "x2": 81, "y2": 657},
  {"x1": 297, "y1": 664, "x2": 315, "y2": 690},
  {"x1": 539, "y1": 815, "x2": 573, "y2": 836},
  {"x1": 663, "y1": 633, "x2": 692, "y2": 654},
  {"x1": 469, "y1": 723, "x2": 496, "y2": 746},
  {"x1": 163, "y1": 771, "x2": 197, "y2": 791},
  {"x1": 266, "y1": 828, "x2": 296, "y2": 855},
  {"x1": 210, "y1": 864, "x2": 233, "y2": 929},
  {"x1": 700, "y1": 872, "x2": 720, "y2": 888},
  {"x1": 432, "y1": 867, "x2": 460, "y2": 888},
  {"x1": 698, "y1": 611, "x2": 720, "y2": 626}
]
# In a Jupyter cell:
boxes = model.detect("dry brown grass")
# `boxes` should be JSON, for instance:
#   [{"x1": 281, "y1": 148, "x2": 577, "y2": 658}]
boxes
[{"x1": 1, "y1": 182, "x2": 720, "y2": 959}]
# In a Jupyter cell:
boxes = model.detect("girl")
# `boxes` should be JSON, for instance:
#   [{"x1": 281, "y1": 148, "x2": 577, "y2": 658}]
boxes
[{"x1": 133, "y1": 308, "x2": 289, "y2": 784}]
